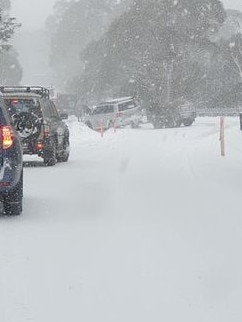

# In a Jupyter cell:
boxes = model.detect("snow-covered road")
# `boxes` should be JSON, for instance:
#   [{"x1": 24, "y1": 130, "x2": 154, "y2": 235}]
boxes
[{"x1": 0, "y1": 117, "x2": 242, "y2": 322}]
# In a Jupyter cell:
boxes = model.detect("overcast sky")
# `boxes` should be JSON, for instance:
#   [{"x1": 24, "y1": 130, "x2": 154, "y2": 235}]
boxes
[
  {"x1": 10, "y1": 0, "x2": 242, "y2": 31},
  {"x1": 223, "y1": 0, "x2": 242, "y2": 11},
  {"x1": 11, "y1": 0, "x2": 57, "y2": 30}
]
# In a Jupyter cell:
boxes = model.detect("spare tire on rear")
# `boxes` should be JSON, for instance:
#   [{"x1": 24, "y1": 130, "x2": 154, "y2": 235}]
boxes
[{"x1": 13, "y1": 111, "x2": 42, "y2": 139}]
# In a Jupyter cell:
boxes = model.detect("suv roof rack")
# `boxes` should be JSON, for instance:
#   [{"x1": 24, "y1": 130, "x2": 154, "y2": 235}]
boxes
[{"x1": 0, "y1": 86, "x2": 50, "y2": 98}]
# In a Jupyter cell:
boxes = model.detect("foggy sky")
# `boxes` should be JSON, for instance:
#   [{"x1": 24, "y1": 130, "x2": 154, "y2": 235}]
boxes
[
  {"x1": 222, "y1": 0, "x2": 242, "y2": 11},
  {"x1": 11, "y1": 0, "x2": 57, "y2": 30},
  {"x1": 10, "y1": 0, "x2": 242, "y2": 31}
]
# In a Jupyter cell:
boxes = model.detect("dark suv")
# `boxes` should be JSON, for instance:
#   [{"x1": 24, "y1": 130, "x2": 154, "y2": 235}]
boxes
[
  {"x1": 0, "y1": 86, "x2": 70, "y2": 166},
  {"x1": 0, "y1": 93, "x2": 23, "y2": 216}
]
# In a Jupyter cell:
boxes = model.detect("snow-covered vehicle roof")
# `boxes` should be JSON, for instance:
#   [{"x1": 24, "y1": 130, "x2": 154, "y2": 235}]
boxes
[
  {"x1": 99, "y1": 96, "x2": 134, "y2": 105},
  {"x1": 0, "y1": 86, "x2": 50, "y2": 99}
]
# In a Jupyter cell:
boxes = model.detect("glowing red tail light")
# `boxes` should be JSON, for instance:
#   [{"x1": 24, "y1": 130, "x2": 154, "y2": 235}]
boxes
[
  {"x1": 1, "y1": 126, "x2": 14, "y2": 149},
  {"x1": 36, "y1": 142, "x2": 44, "y2": 151}
]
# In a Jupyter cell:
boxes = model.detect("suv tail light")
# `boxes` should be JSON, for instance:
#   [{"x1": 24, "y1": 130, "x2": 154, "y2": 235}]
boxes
[
  {"x1": 36, "y1": 141, "x2": 44, "y2": 151},
  {"x1": 116, "y1": 112, "x2": 123, "y2": 118},
  {"x1": 1, "y1": 126, "x2": 14, "y2": 149}
]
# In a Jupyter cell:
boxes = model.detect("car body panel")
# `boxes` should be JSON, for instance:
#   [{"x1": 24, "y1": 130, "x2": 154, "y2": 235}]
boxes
[
  {"x1": 0, "y1": 94, "x2": 23, "y2": 194},
  {"x1": 84, "y1": 97, "x2": 142, "y2": 130}
]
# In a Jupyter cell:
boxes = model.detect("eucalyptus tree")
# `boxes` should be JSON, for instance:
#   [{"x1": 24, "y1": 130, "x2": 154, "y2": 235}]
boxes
[
  {"x1": 48, "y1": 0, "x2": 130, "y2": 90},
  {"x1": 0, "y1": 9, "x2": 18, "y2": 51},
  {"x1": 0, "y1": 0, "x2": 10, "y2": 11},
  {"x1": 0, "y1": 0, "x2": 22, "y2": 85},
  {"x1": 76, "y1": 0, "x2": 226, "y2": 108},
  {"x1": 0, "y1": 48, "x2": 22, "y2": 85},
  {"x1": 215, "y1": 9, "x2": 242, "y2": 40},
  {"x1": 211, "y1": 32, "x2": 242, "y2": 109}
]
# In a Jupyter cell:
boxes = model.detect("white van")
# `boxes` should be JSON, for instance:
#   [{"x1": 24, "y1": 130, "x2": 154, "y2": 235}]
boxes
[{"x1": 84, "y1": 97, "x2": 141, "y2": 130}]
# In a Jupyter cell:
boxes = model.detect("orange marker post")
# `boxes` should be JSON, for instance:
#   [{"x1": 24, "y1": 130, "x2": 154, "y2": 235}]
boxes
[
  {"x1": 101, "y1": 125, "x2": 103, "y2": 137},
  {"x1": 100, "y1": 120, "x2": 104, "y2": 137},
  {"x1": 219, "y1": 116, "x2": 225, "y2": 156}
]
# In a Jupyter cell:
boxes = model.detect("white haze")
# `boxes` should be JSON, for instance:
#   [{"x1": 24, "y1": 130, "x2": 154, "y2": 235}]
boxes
[
  {"x1": 10, "y1": 0, "x2": 57, "y2": 86},
  {"x1": 10, "y1": 0, "x2": 242, "y2": 32},
  {"x1": 222, "y1": 0, "x2": 242, "y2": 12},
  {"x1": 10, "y1": 0, "x2": 242, "y2": 87},
  {"x1": 11, "y1": 0, "x2": 57, "y2": 31}
]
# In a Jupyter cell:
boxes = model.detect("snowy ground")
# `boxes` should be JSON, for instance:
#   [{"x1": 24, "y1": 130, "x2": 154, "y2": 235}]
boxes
[{"x1": 0, "y1": 116, "x2": 242, "y2": 322}]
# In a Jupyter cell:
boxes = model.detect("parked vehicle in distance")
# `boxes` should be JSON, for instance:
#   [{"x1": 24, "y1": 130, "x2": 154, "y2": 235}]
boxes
[
  {"x1": 1, "y1": 86, "x2": 70, "y2": 166},
  {"x1": 84, "y1": 97, "x2": 142, "y2": 130},
  {"x1": 0, "y1": 92, "x2": 23, "y2": 216},
  {"x1": 55, "y1": 93, "x2": 77, "y2": 116},
  {"x1": 148, "y1": 101, "x2": 197, "y2": 129}
]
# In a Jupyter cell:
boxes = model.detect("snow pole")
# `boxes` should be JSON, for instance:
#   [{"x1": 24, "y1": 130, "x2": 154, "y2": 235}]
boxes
[
  {"x1": 101, "y1": 122, "x2": 104, "y2": 137},
  {"x1": 113, "y1": 118, "x2": 117, "y2": 133},
  {"x1": 219, "y1": 116, "x2": 225, "y2": 156},
  {"x1": 100, "y1": 120, "x2": 104, "y2": 137}
]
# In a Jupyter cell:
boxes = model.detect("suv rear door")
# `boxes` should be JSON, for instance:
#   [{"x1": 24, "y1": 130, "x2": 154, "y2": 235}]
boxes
[{"x1": 43, "y1": 99, "x2": 65, "y2": 148}]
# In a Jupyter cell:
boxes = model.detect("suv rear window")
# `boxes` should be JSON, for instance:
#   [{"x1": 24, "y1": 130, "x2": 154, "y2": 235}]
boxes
[
  {"x1": 93, "y1": 105, "x2": 114, "y2": 115},
  {"x1": 4, "y1": 98, "x2": 42, "y2": 117},
  {"x1": 118, "y1": 100, "x2": 137, "y2": 112}
]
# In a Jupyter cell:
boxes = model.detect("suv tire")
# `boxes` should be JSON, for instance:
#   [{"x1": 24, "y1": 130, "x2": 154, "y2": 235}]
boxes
[
  {"x1": 44, "y1": 140, "x2": 57, "y2": 166},
  {"x1": 183, "y1": 119, "x2": 193, "y2": 127},
  {"x1": 3, "y1": 170, "x2": 23, "y2": 216},
  {"x1": 57, "y1": 137, "x2": 70, "y2": 162}
]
